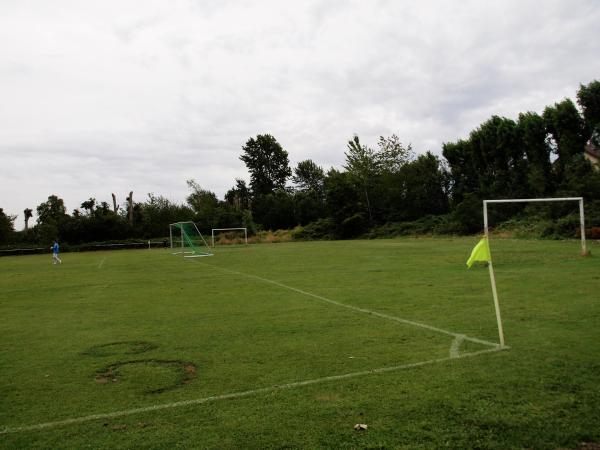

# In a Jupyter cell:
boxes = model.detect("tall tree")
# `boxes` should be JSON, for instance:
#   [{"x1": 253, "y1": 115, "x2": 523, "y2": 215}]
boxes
[
  {"x1": 240, "y1": 134, "x2": 291, "y2": 197},
  {"x1": 292, "y1": 159, "x2": 325, "y2": 194},
  {"x1": 577, "y1": 80, "x2": 600, "y2": 144},
  {"x1": 398, "y1": 152, "x2": 449, "y2": 220},
  {"x1": 323, "y1": 168, "x2": 364, "y2": 235},
  {"x1": 543, "y1": 99, "x2": 587, "y2": 174},
  {"x1": 36, "y1": 195, "x2": 67, "y2": 225},
  {"x1": 186, "y1": 180, "x2": 219, "y2": 231},
  {"x1": 442, "y1": 138, "x2": 477, "y2": 205},
  {"x1": 344, "y1": 135, "x2": 378, "y2": 221},
  {"x1": 225, "y1": 179, "x2": 251, "y2": 211},
  {"x1": 375, "y1": 134, "x2": 414, "y2": 173},
  {"x1": 36, "y1": 195, "x2": 69, "y2": 243},
  {"x1": 0, "y1": 208, "x2": 15, "y2": 244},
  {"x1": 80, "y1": 198, "x2": 96, "y2": 215},
  {"x1": 518, "y1": 112, "x2": 553, "y2": 196}
]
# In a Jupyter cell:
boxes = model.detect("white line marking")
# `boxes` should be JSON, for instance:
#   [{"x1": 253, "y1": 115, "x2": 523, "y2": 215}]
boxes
[
  {"x1": 97, "y1": 258, "x2": 105, "y2": 269},
  {"x1": 0, "y1": 347, "x2": 505, "y2": 435},
  {"x1": 450, "y1": 335, "x2": 465, "y2": 358},
  {"x1": 200, "y1": 262, "x2": 500, "y2": 348}
]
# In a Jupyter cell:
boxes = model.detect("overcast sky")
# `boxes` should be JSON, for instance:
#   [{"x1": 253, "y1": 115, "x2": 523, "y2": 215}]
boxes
[{"x1": 1, "y1": 0, "x2": 599, "y2": 229}]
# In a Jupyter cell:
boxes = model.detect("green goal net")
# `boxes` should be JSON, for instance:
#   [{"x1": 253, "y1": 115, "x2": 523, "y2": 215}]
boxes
[{"x1": 169, "y1": 221, "x2": 213, "y2": 257}]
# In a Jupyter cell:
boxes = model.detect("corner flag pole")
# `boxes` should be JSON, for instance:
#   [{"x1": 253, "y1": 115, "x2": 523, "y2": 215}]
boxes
[{"x1": 483, "y1": 201, "x2": 506, "y2": 347}]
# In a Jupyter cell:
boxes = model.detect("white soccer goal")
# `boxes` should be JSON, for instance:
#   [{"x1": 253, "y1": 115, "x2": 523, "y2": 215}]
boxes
[
  {"x1": 483, "y1": 197, "x2": 587, "y2": 255},
  {"x1": 480, "y1": 197, "x2": 587, "y2": 347},
  {"x1": 211, "y1": 227, "x2": 248, "y2": 247},
  {"x1": 169, "y1": 221, "x2": 213, "y2": 257}
]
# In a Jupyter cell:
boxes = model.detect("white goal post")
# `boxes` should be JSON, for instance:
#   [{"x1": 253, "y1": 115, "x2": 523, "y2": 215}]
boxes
[
  {"x1": 479, "y1": 197, "x2": 587, "y2": 348},
  {"x1": 483, "y1": 197, "x2": 587, "y2": 255},
  {"x1": 169, "y1": 221, "x2": 213, "y2": 257},
  {"x1": 211, "y1": 227, "x2": 248, "y2": 247}
]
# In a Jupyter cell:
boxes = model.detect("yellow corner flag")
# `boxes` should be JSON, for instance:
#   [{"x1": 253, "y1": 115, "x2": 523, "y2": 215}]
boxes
[{"x1": 466, "y1": 237, "x2": 491, "y2": 268}]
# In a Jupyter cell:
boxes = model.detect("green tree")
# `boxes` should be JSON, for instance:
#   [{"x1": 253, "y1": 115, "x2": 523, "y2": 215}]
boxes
[
  {"x1": 80, "y1": 198, "x2": 96, "y2": 215},
  {"x1": 35, "y1": 195, "x2": 69, "y2": 242},
  {"x1": 397, "y1": 152, "x2": 449, "y2": 220},
  {"x1": 323, "y1": 168, "x2": 363, "y2": 233},
  {"x1": 137, "y1": 193, "x2": 192, "y2": 238},
  {"x1": 344, "y1": 135, "x2": 378, "y2": 221},
  {"x1": 240, "y1": 134, "x2": 291, "y2": 197},
  {"x1": 225, "y1": 179, "x2": 251, "y2": 211},
  {"x1": 442, "y1": 138, "x2": 477, "y2": 205},
  {"x1": 186, "y1": 180, "x2": 219, "y2": 232},
  {"x1": 36, "y1": 195, "x2": 67, "y2": 226},
  {"x1": 444, "y1": 116, "x2": 528, "y2": 202},
  {"x1": 253, "y1": 189, "x2": 296, "y2": 230},
  {"x1": 577, "y1": 80, "x2": 600, "y2": 144},
  {"x1": 543, "y1": 99, "x2": 587, "y2": 174},
  {"x1": 518, "y1": 112, "x2": 554, "y2": 196},
  {"x1": 0, "y1": 208, "x2": 15, "y2": 244},
  {"x1": 375, "y1": 134, "x2": 414, "y2": 173},
  {"x1": 292, "y1": 159, "x2": 325, "y2": 194}
]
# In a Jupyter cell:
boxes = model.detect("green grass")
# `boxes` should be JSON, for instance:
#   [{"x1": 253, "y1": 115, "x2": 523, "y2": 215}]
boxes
[{"x1": 1, "y1": 237, "x2": 599, "y2": 449}]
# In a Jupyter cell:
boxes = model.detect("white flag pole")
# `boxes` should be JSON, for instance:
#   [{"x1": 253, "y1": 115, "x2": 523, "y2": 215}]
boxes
[{"x1": 484, "y1": 201, "x2": 506, "y2": 347}]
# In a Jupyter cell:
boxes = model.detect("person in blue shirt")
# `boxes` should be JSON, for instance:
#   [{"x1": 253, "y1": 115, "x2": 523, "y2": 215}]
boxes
[{"x1": 51, "y1": 240, "x2": 62, "y2": 265}]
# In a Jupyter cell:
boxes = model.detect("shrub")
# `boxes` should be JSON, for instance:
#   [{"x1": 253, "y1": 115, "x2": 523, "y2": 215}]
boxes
[{"x1": 292, "y1": 219, "x2": 336, "y2": 241}]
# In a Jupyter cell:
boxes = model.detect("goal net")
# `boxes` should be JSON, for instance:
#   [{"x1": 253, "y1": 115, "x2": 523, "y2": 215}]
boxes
[
  {"x1": 169, "y1": 221, "x2": 213, "y2": 257},
  {"x1": 211, "y1": 227, "x2": 248, "y2": 247}
]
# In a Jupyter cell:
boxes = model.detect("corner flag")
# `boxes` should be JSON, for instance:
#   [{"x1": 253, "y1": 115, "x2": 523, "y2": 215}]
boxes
[
  {"x1": 466, "y1": 234, "x2": 505, "y2": 346},
  {"x1": 466, "y1": 237, "x2": 490, "y2": 268}
]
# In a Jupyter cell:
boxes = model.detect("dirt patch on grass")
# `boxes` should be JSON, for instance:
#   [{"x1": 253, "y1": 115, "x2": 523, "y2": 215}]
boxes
[
  {"x1": 184, "y1": 364, "x2": 196, "y2": 375},
  {"x1": 557, "y1": 442, "x2": 600, "y2": 450},
  {"x1": 83, "y1": 341, "x2": 158, "y2": 357},
  {"x1": 577, "y1": 444, "x2": 600, "y2": 450},
  {"x1": 94, "y1": 359, "x2": 197, "y2": 394}
]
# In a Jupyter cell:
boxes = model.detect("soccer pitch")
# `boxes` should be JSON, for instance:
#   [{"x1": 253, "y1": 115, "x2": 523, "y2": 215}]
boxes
[{"x1": 1, "y1": 238, "x2": 599, "y2": 449}]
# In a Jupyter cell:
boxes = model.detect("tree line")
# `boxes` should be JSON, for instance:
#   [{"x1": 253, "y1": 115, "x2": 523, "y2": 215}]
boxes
[{"x1": 1, "y1": 80, "x2": 599, "y2": 247}]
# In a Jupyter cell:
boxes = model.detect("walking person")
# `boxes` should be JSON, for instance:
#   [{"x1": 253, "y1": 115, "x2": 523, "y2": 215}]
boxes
[{"x1": 51, "y1": 240, "x2": 62, "y2": 265}]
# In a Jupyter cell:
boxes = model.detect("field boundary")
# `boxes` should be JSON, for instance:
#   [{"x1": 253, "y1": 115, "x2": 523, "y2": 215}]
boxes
[
  {"x1": 0, "y1": 347, "x2": 506, "y2": 435},
  {"x1": 200, "y1": 261, "x2": 500, "y2": 349}
]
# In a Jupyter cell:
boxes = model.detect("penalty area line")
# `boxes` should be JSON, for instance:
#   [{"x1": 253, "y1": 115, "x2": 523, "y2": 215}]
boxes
[
  {"x1": 0, "y1": 347, "x2": 506, "y2": 435},
  {"x1": 199, "y1": 261, "x2": 500, "y2": 349}
]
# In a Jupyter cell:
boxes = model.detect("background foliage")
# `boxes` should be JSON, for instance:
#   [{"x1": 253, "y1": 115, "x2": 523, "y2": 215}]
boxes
[{"x1": 2, "y1": 80, "x2": 600, "y2": 247}]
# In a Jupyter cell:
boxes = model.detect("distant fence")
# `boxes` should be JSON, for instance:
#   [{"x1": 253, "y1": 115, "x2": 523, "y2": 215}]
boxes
[{"x1": 0, "y1": 240, "x2": 170, "y2": 257}]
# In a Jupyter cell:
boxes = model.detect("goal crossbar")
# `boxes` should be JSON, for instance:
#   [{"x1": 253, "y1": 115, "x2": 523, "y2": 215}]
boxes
[
  {"x1": 483, "y1": 197, "x2": 586, "y2": 255},
  {"x1": 481, "y1": 197, "x2": 587, "y2": 348}
]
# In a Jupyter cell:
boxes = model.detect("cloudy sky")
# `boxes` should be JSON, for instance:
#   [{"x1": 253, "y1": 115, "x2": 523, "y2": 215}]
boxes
[{"x1": 1, "y1": 0, "x2": 599, "y2": 229}]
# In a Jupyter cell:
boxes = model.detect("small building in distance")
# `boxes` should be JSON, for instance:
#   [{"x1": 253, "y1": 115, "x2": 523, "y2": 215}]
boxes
[{"x1": 584, "y1": 140, "x2": 599, "y2": 168}]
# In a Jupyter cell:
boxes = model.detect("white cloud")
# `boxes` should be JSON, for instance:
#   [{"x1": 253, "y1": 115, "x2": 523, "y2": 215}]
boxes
[{"x1": 1, "y1": 0, "x2": 599, "y2": 228}]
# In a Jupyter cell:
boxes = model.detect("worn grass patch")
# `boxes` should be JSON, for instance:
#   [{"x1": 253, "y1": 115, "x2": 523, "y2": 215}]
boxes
[
  {"x1": 94, "y1": 359, "x2": 197, "y2": 394},
  {"x1": 83, "y1": 341, "x2": 158, "y2": 357}
]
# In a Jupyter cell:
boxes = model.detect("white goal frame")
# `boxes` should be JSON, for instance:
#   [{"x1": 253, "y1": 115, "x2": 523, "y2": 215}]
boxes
[
  {"x1": 483, "y1": 197, "x2": 587, "y2": 255},
  {"x1": 169, "y1": 221, "x2": 212, "y2": 257},
  {"x1": 480, "y1": 196, "x2": 587, "y2": 348},
  {"x1": 211, "y1": 227, "x2": 248, "y2": 247}
]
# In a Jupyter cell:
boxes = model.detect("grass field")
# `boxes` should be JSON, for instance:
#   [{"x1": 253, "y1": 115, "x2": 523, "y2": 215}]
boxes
[{"x1": 1, "y1": 237, "x2": 599, "y2": 449}]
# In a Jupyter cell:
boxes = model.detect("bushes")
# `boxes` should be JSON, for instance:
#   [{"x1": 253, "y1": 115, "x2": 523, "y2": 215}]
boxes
[{"x1": 292, "y1": 219, "x2": 336, "y2": 241}]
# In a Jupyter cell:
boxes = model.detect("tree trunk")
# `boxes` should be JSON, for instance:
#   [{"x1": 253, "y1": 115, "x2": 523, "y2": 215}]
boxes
[
  {"x1": 127, "y1": 191, "x2": 133, "y2": 225},
  {"x1": 111, "y1": 193, "x2": 119, "y2": 213},
  {"x1": 364, "y1": 187, "x2": 373, "y2": 221}
]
